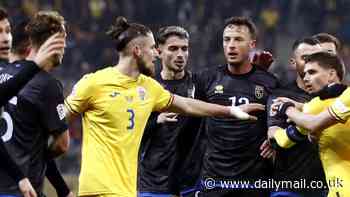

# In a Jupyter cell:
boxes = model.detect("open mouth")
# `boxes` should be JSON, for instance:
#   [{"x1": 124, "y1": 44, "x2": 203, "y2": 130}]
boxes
[
  {"x1": 305, "y1": 84, "x2": 313, "y2": 91},
  {"x1": 175, "y1": 61, "x2": 184, "y2": 64},
  {"x1": 228, "y1": 52, "x2": 238, "y2": 57},
  {"x1": 0, "y1": 46, "x2": 10, "y2": 52},
  {"x1": 174, "y1": 60, "x2": 185, "y2": 67}
]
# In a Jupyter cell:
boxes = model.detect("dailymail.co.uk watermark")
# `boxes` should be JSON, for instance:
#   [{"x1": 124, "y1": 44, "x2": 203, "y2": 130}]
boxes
[{"x1": 203, "y1": 177, "x2": 343, "y2": 191}]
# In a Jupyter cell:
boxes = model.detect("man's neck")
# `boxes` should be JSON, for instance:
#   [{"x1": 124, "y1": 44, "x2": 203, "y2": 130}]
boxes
[
  {"x1": 160, "y1": 67, "x2": 185, "y2": 80},
  {"x1": 9, "y1": 53, "x2": 25, "y2": 63},
  {"x1": 227, "y1": 60, "x2": 253, "y2": 75},
  {"x1": 115, "y1": 56, "x2": 140, "y2": 79}
]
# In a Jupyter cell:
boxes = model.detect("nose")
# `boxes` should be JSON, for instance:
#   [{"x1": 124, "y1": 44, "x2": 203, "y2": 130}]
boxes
[
  {"x1": 177, "y1": 50, "x2": 185, "y2": 59},
  {"x1": 228, "y1": 40, "x2": 236, "y2": 50},
  {"x1": 303, "y1": 73, "x2": 310, "y2": 83}
]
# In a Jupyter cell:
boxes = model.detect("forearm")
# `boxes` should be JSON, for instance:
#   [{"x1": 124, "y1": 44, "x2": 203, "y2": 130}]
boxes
[
  {"x1": 287, "y1": 108, "x2": 336, "y2": 134},
  {"x1": 285, "y1": 107, "x2": 335, "y2": 134},
  {"x1": 48, "y1": 131, "x2": 70, "y2": 159},
  {"x1": 46, "y1": 159, "x2": 70, "y2": 197},
  {"x1": 285, "y1": 107, "x2": 316, "y2": 131},
  {"x1": 169, "y1": 96, "x2": 230, "y2": 117},
  {"x1": 0, "y1": 61, "x2": 40, "y2": 106}
]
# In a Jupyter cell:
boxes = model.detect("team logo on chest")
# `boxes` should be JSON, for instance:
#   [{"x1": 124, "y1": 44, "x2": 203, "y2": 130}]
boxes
[
  {"x1": 137, "y1": 86, "x2": 147, "y2": 101},
  {"x1": 214, "y1": 85, "x2": 224, "y2": 94},
  {"x1": 255, "y1": 85, "x2": 264, "y2": 99},
  {"x1": 110, "y1": 92, "x2": 120, "y2": 97}
]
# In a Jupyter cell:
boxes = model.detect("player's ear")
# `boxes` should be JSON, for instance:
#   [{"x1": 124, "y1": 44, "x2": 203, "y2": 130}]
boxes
[
  {"x1": 132, "y1": 45, "x2": 142, "y2": 58},
  {"x1": 328, "y1": 69, "x2": 339, "y2": 83}
]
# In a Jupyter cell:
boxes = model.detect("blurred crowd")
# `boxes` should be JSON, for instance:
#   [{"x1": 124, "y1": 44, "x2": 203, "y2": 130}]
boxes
[{"x1": 1, "y1": 0, "x2": 350, "y2": 174}]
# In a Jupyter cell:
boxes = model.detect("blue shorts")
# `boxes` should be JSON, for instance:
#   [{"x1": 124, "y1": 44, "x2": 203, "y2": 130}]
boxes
[
  {"x1": 270, "y1": 191, "x2": 327, "y2": 197},
  {"x1": 270, "y1": 192, "x2": 303, "y2": 197},
  {"x1": 0, "y1": 195, "x2": 21, "y2": 197},
  {"x1": 138, "y1": 192, "x2": 173, "y2": 197},
  {"x1": 180, "y1": 188, "x2": 200, "y2": 197}
]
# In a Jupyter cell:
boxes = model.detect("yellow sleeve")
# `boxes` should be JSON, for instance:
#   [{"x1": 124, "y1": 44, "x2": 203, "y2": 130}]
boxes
[
  {"x1": 151, "y1": 79, "x2": 173, "y2": 112},
  {"x1": 329, "y1": 87, "x2": 350, "y2": 123},
  {"x1": 273, "y1": 126, "x2": 308, "y2": 149},
  {"x1": 64, "y1": 74, "x2": 95, "y2": 115},
  {"x1": 274, "y1": 127, "x2": 296, "y2": 148}
]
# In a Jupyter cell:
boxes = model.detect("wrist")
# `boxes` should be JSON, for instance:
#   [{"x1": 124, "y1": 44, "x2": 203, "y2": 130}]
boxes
[
  {"x1": 229, "y1": 106, "x2": 250, "y2": 120},
  {"x1": 277, "y1": 102, "x2": 295, "y2": 117}
]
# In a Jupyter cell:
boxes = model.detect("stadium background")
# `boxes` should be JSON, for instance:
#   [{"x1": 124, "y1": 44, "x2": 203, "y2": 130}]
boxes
[{"x1": 1, "y1": 0, "x2": 350, "y2": 195}]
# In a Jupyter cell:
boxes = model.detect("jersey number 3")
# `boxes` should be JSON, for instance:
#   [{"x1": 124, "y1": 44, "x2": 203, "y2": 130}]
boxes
[{"x1": 127, "y1": 109, "x2": 135, "y2": 130}]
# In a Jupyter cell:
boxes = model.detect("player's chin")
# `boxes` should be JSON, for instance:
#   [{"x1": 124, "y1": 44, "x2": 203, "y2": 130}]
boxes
[
  {"x1": 227, "y1": 59, "x2": 241, "y2": 65},
  {"x1": 0, "y1": 51, "x2": 9, "y2": 60}
]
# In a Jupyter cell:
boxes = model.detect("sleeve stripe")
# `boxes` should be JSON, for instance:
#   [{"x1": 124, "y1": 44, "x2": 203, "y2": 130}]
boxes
[
  {"x1": 274, "y1": 127, "x2": 296, "y2": 148},
  {"x1": 64, "y1": 99, "x2": 80, "y2": 115},
  {"x1": 162, "y1": 94, "x2": 174, "y2": 111},
  {"x1": 328, "y1": 106, "x2": 346, "y2": 123}
]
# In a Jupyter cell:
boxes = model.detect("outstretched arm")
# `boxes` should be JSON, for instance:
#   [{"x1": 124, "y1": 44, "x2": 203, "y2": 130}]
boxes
[{"x1": 167, "y1": 95, "x2": 265, "y2": 120}]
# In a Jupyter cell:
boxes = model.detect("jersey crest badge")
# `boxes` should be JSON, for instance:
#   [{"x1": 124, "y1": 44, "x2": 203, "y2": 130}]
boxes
[
  {"x1": 214, "y1": 85, "x2": 224, "y2": 94},
  {"x1": 137, "y1": 86, "x2": 147, "y2": 101},
  {"x1": 255, "y1": 85, "x2": 264, "y2": 99},
  {"x1": 56, "y1": 104, "x2": 66, "y2": 120}
]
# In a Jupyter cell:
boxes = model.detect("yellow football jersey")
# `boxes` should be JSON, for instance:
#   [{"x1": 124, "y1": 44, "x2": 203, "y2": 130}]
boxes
[
  {"x1": 304, "y1": 96, "x2": 350, "y2": 196},
  {"x1": 65, "y1": 67, "x2": 173, "y2": 197},
  {"x1": 329, "y1": 87, "x2": 350, "y2": 123}
]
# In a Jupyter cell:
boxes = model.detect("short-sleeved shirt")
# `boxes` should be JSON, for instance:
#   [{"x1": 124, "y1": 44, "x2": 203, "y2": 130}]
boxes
[{"x1": 65, "y1": 67, "x2": 173, "y2": 197}]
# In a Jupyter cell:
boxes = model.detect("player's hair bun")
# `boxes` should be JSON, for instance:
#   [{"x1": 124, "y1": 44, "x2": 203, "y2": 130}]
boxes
[{"x1": 106, "y1": 16, "x2": 130, "y2": 39}]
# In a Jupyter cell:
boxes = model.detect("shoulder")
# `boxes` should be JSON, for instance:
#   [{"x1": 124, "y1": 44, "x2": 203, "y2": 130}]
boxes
[
  {"x1": 141, "y1": 75, "x2": 163, "y2": 89},
  {"x1": 85, "y1": 67, "x2": 112, "y2": 81},
  {"x1": 74, "y1": 67, "x2": 113, "y2": 88},
  {"x1": 250, "y1": 67, "x2": 280, "y2": 89},
  {"x1": 34, "y1": 72, "x2": 63, "y2": 95}
]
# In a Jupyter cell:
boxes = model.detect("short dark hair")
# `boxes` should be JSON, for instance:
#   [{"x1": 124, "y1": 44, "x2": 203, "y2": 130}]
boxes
[
  {"x1": 11, "y1": 20, "x2": 30, "y2": 55},
  {"x1": 26, "y1": 11, "x2": 65, "y2": 47},
  {"x1": 0, "y1": 7, "x2": 8, "y2": 21},
  {"x1": 313, "y1": 33, "x2": 341, "y2": 51},
  {"x1": 305, "y1": 52, "x2": 345, "y2": 81},
  {"x1": 224, "y1": 16, "x2": 257, "y2": 40},
  {"x1": 292, "y1": 37, "x2": 320, "y2": 52},
  {"x1": 157, "y1": 26, "x2": 189, "y2": 45},
  {"x1": 107, "y1": 16, "x2": 151, "y2": 52}
]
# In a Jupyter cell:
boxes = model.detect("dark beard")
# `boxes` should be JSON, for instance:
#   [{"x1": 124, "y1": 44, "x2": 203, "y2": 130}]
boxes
[{"x1": 137, "y1": 57, "x2": 154, "y2": 77}]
